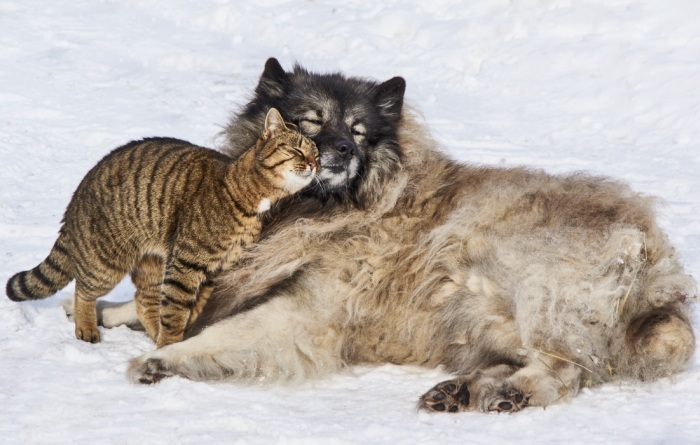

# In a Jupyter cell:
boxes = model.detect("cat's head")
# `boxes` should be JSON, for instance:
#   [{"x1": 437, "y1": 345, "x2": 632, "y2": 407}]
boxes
[{"x1": 257, "y1": 108, "x2": 320, "y2": 195}]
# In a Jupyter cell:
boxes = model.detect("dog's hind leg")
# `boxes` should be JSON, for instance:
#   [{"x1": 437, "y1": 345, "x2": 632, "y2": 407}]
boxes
[
  {"x1": 419, "y1": 354, "x2": 584, "y2": 413},
  {"x1": 611, "y1": 306, "x2": 695, "y2": 381}
]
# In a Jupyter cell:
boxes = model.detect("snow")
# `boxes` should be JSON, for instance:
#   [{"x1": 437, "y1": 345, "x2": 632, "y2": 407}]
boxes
[{"x1": 1, "y1": 0, "x2": 699, "y2": 443}]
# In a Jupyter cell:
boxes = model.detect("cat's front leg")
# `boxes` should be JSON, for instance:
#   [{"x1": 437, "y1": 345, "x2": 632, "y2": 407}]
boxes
[
  {"x1": 157, "y1": 261, "x2": 207, "y2": 348},
  {"x1": 131, "y1": 254, "x2": 165, "y2": 341},
  {"x1": 187, "y1": 278, "x2": 214, "y2": 327}
]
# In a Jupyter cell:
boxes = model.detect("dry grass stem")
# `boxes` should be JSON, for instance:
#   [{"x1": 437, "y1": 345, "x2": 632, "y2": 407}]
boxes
[
  {"x1": 526, "y1": 347, "x2": 595, "y2": 374},
  {"x1": 617, "y1": 236, "x2": 648, "y2": 317}
]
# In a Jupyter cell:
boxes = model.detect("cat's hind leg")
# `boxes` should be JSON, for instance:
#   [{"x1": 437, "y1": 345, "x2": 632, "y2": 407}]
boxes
[
  {"x1": 63, "y1": 297, "x2": 144, "y2": 328},
  {"x1": 69, "y1": 244, "x2": 132, "y2": 342},
  {"x1": 72, "y1": 275, "x2": 124, "y2": 343},
  {"x1": 72, "y1": 282, "x2": 103, "y2": 343}
]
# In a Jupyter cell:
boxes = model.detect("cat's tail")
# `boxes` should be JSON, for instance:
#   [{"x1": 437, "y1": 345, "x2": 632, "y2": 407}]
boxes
[{"x1": 6, "y1": 232, "x2": 73, "y2": 301}]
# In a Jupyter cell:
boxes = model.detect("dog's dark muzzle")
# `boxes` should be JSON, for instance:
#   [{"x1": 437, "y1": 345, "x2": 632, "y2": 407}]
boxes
[
  {"x1": 334, "y1": 139, "x2": 356, "y2": 160},
  {"x1": 316, "y1": 138, "x2": 359, "y2": 170}
]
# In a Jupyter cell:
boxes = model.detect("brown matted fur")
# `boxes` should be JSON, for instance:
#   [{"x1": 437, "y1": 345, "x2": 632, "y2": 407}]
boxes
[{"x1": 95, "y1": 60, "x2": 695, "y2": 413}]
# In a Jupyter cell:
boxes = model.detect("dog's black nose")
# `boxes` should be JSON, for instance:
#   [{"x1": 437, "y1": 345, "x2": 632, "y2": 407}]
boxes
[{"x1": 335, "y1": 139, "x2": 356, "y2": 158}]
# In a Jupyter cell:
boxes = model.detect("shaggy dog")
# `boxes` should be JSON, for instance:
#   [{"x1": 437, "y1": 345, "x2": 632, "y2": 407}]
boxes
[{"x1": 103, "y1": 59, "x2": 695, "y2": 413}]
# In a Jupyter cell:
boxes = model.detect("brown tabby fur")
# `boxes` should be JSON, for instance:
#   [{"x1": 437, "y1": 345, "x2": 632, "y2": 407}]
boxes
[{"x1": 6, "y1": 108, "x2": 319, "y2": 348}]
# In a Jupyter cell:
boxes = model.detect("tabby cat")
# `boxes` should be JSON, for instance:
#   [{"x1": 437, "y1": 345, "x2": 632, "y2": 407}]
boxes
[{"x1": 6, "y1": 108, "x2": 319, "y2": 348}]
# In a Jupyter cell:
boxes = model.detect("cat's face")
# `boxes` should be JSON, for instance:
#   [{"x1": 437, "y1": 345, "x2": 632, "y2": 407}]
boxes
[{"x1": 258, "y1": 108, "x2": 320, "y2": 194}]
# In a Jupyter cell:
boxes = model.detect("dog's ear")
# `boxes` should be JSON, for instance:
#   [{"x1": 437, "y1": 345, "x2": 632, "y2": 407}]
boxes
[
  {"x1": 255, "y1": 58, "x2": 290, "y2": 98},
  {"x1": 375, "y1": 76, "x2": 406, "y2": 122}
]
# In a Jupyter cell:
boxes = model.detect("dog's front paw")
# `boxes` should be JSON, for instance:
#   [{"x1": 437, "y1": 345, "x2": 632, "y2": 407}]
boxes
[
  {"x1": 61, "y1": 297, "x2": 75, "y2": 321},
  {"x1": 128, "y1": 355, "x2": 173, "y2": 384}
]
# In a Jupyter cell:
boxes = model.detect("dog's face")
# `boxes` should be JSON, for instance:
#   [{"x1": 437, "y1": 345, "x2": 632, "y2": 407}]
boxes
[{"x1": 225, "y1": 58, "x2": 406, "y2": 204}]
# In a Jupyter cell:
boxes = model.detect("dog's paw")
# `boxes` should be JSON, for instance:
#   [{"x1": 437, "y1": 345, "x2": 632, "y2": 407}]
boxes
[
  {"x1": 127, "y1": 355, "x2": 173, "y2": 384},
  {"x1": 482, "y1": 385, "x2": 529, "y2": 413},
  {"x1": 418, "y1": 379, "x2": 471, "y2": 413},
  {"x1": 61, "y1": 297, "x2": 74, "y2": 321}
]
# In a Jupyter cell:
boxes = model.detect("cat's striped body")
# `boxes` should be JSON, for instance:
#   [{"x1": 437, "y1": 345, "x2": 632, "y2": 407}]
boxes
[{"x1": 6, "y1": 109, "x2": 318, "y2": 347}]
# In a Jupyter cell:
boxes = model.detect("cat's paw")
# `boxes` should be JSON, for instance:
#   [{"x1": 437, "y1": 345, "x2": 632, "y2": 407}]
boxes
[
  {"x1": 75, "y1": 325, "x2": 100, "y2": 343},
  {"x1": 128, "y1": 355, "x2": 173, "y2": 384}
]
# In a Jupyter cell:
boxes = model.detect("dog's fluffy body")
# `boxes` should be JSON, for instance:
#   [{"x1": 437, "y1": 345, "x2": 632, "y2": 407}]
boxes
[{"x1": 116, "y1": 59, "x2": 695, "y2": 412}]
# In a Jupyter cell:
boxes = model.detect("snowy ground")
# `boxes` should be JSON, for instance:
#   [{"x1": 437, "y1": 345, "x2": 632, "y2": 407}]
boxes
[{"x1": 2, "y1": 1, "x2": 699, "y2": 444}]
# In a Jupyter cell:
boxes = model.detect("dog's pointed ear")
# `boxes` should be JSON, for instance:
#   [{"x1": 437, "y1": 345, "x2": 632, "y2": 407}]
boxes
[
  {"x1": 255, "y1": 58, "x2": 290, "y2": 98},
  {"x1": 375, "y1": 76, "x2": 406, "y2": 122}
]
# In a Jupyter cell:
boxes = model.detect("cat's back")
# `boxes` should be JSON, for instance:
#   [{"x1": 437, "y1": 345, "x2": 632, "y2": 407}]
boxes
[
  {"x1": 93, "y1": 137, "x2": 227, "y2": 173},
  {"x1": 66, "y1": 137, "x2": 229, "y2": 225},
  {"x1": 76, "y1": 137, "x2": 228, "y2": 190}
]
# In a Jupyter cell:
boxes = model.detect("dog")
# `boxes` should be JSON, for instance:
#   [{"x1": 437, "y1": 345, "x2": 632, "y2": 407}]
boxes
[{"x1": 95, "y1": 58, "x2": 696, "y2": 413}]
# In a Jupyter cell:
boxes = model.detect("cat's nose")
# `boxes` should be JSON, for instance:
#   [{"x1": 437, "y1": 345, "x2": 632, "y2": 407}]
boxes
[{"x1": 307, "y1": 157, "x2": 317, "y2": 170}]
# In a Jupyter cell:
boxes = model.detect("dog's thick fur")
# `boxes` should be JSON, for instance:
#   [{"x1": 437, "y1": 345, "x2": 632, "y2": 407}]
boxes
[{"x1": 105, "y1": 59, "x2": 695, "y2": 413}]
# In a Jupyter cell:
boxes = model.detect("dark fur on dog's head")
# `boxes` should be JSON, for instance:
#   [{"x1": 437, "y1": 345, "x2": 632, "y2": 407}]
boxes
[{"x1": 222, "y1": 58, "x2": 406, "y2": 206}]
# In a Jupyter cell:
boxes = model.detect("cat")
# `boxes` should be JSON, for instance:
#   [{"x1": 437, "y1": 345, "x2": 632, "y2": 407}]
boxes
[{"x1": 6, "y1": 108, "x2": 319, "y2": 348}]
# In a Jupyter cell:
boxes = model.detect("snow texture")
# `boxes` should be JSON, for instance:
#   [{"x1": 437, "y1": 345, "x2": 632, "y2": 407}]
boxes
[{"x1": 1, "y1": 1, "x2": 699, "y2": 444}]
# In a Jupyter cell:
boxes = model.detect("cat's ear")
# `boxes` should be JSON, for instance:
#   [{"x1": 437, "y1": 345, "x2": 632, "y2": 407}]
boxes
[
  {"x1": 255, "y1": 58, "x2": 290, "y2": 98},
  {"x1": 375, "y1": 76, "x2": 406, "y2": 122},
  {"x1": 263, "y1": 108, "x2": 288, "y2": 139}
]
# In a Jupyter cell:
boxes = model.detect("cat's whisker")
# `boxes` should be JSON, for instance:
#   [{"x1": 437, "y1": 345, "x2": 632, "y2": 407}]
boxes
[{"x1": 311, "y1": 176, "x2": 327, "y2": 199}]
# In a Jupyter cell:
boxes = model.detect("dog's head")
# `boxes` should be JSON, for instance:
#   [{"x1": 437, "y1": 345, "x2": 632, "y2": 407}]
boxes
[{"x1": 224, "y1": 58, "x2": 406, "y2": 205}]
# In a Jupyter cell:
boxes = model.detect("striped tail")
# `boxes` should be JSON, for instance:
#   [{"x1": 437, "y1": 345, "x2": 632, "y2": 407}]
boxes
[{"x1": 6, "y1": 234, "x2": 73, "y2": 301}]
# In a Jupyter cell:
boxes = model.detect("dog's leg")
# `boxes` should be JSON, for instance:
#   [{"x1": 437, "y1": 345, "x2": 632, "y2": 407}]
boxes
[
  {"x1": 613, "y1": 306, "x2": 695, "y2": 381},
  {"x1": 127, "y1": 295, "x2": 343, "y2": 384},
  {"x1": 62, "y1": 298, "x2": 144, "y2": 331},
  {"x1": 418, "y1": 364, "x2": 517, "y2": 413},
  {"x1": 419, "y1": 354, "x2": 584, "y2": 413}
]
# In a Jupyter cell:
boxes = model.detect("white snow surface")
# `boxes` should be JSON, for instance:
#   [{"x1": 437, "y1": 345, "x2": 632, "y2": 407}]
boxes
[{"x1": 2, "y1": 1, "x2": 700, "y2": 444}]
